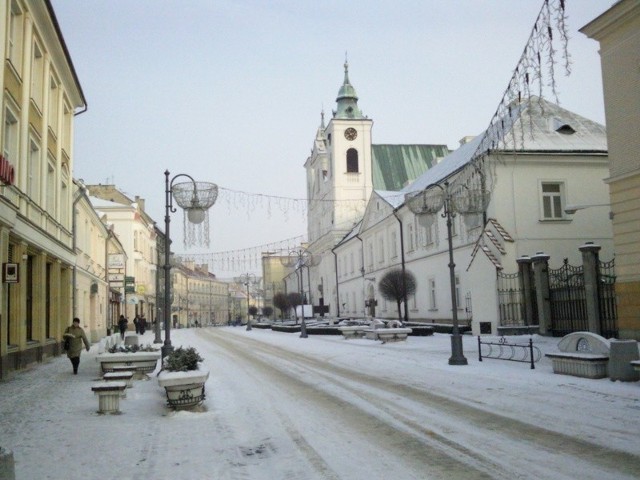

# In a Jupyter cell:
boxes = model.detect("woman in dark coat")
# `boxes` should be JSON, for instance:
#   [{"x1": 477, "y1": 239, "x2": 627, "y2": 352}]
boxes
[
  {"x1": 118, "y1": 315, "x2": 128, "y2": 339},
  {"x1": 63, "y1": 318, "x2": 90, "y2": 374}
]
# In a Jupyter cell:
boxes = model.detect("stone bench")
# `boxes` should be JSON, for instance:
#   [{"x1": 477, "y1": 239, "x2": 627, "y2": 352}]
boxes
[
  {"x1": 103, "y1": 371, "x2": 134, "y2": 388},
  {"x1": 545, "y1": 353, "x2": 609, "y2": 379},
  {"x1": 546, "y1": 332, "x2": 610, "y2": 379},
  {"x1": 373, "y1": 328, "x2": 412, "y2": 344},
  {"x1": 91, "y1": 381, "x2": 127, "y2": 414}
]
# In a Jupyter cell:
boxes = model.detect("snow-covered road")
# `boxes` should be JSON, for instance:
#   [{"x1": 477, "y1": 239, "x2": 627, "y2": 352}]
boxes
[{"x1": 1, "y1": 327, "x2": 638, "y2": 479}]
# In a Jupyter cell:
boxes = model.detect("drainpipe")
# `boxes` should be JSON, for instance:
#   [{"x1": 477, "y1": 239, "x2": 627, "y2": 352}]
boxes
[
  {"x1": 392, "y1": 209, "x2": 409, "y2": 322},
  {"x1": 72, "y1": 181, "x2": 88, "y2": 319},
  {"x1": 331, "y1": 246, "x2": 340, "y2": 317},
  {"x1": 354, "y1": 233, "x2": 365, "y2": 316}
]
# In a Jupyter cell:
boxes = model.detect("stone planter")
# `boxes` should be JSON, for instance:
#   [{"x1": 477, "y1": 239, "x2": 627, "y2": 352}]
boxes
[
  {"x1": 96, "y1": 351, "x2": 161, "y2": 377},
  {"x1": 339, "y1": 326, "x2": 366, "y2": 339},
  {"x1": 545, "y1": 353, "x2": 609, "y2": 379},
  {"x1": 158, "y1": 369, "x2": 209, "y2": 409}
]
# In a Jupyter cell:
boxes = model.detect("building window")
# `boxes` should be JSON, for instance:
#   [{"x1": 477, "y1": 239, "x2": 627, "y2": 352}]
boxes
[
  {"x1": 46, "y1": 157, "x2": 56, "y2": 215},
  {"x1": 390, "y1": 231, "x2": 398, "y2": 258},
  {"x1": 429, "y1": 278, "x2": 437, "y2": 310},
  {"x1": 60, "y1": 170, "x2": 69, "y2": 228},
  {"x1": 8, "y1": 1, "x2": 24, "y2": 73},
  {"x1": 346, "y1": 148, "x2": 359, "y2": 173},
  {"x1": 407, "y1": 223, "x2": 415, "y2": 252},
  {"x1": 540, "y1": 181, "x2": 565, "y2": 219},
  {"x1": 62, "y1": 101, "x2": 72, "y2": 153},
  {"x1": 31, "y1": 41, "x2": 45, "y2": 109},
  {"x1": 424, "y1": 221, "x2": 433, "y2": 246},
  {"x1": 378, "y1": 236, "x2": 384, "y2": 264},
  {"x1": 49, "y1": 74, "x2": 60, "y2": 135},
  {"x1": 3, "y1": 106, "x2": 19, "y2": 163},
  {"x1": 28, "y1": 138, "x2": 40, "y2": 200}
]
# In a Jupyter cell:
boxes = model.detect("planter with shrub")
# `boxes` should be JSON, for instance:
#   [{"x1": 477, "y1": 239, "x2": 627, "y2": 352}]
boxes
[{"x1": 157, "y1": 347, "x2": 209, "y2": 409}]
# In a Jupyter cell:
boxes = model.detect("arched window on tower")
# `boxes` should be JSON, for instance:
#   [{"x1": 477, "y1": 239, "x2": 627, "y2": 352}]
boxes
[{"x1": 346, "y1": 148, "x2": 359, "y2": 173}]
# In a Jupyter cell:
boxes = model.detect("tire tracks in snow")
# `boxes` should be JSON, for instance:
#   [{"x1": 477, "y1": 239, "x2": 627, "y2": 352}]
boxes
[
  {"x1": 201, "y1": 329, "x2": 498, "y2": 479},
  {"x1": 200, "y1": 329, "x2": 640, "y2": 480}
]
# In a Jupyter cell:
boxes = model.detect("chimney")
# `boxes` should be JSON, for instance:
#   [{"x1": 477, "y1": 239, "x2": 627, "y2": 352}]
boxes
[{"x1": 135, "y1": 196, "x2": 145, "y2": 212}]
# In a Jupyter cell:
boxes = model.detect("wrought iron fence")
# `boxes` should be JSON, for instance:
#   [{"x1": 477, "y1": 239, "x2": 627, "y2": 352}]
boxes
[
  {"x1": 598, "y1": 258, "x2": 618, "y2": 338},
  {"x1": 549, "y1": 260, "x2": 586, "y2": 336},
  {"x1": 497, "y1": 270, "x2": 537, "y2": 326}
]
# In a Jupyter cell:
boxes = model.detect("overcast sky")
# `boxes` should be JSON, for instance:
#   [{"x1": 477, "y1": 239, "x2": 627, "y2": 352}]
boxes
[{"x1": 51, "y1": 0, "x2": 610, "y2": 273}]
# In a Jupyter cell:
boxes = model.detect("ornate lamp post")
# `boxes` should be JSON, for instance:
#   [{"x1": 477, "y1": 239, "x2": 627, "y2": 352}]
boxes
[
  {"x1": 406, "y1": 181, "x2": 489, "y2": 365},
  {"x1": 280, "y1": 249, "x2": 318, "y2": 338},
  {"x1": 236, "y1": 273, "x2": 257, "y2": 331},
  {"x1": 162, "y1": 171, "x2": 218, "y2": 359}
]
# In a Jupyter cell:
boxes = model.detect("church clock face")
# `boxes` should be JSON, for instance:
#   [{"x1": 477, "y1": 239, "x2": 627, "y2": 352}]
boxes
[{"x1": 344, "y1": 127, "x2": 357, "y2": 140}]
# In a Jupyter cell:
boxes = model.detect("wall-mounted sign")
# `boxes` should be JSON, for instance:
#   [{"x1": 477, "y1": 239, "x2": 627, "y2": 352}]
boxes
[
  {"x1": 108, "y1": 254, "x2": 125, "y2": 269},
  {"x1": 108, "y1": 273, "x2": 125, "y2": 283},
  {"x1": 3, "y1": 263, "x2": 18, "y2": 283}
]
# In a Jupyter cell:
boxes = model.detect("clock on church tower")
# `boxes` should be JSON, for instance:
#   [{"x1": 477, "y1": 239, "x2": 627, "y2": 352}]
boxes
[{"x1": 344, "y1": 128, "x2": 357, "y2": 140}]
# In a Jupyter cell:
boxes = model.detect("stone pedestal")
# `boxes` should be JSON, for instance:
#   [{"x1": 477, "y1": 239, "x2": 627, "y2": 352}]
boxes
[
  {"x1": 0, "y1": 447, "x2": 15, "y2": 480},
  {"x1": 608, "y1": 339, "x2": 640, "y2": 382}
]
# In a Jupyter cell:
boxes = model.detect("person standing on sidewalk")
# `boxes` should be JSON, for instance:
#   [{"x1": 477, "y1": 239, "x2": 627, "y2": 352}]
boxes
[
  {"x1": 118, "y1": 315, "x2": 128, "y2": 339},
  {"x1": 139, "y1": 315, "x2": 147, "y2": 335},
  {"x1": 63, "y1": 318, "x2": 90, "y2": 375}
]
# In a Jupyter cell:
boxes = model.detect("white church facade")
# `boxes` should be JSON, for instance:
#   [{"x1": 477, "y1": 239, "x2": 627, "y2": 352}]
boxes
[{"x1": 302, "y1": 64, "x2": 613, "y2": 336}]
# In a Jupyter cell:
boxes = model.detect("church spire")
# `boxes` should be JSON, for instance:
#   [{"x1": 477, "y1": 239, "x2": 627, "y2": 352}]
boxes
[{"x1": 334, "y1": 60, "x2": 364, "y2": 119}]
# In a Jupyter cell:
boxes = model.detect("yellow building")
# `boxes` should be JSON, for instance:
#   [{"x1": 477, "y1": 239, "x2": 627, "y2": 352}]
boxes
[
  {"x1": 0, "y1": 0, "x2": 86, "y2": 378},
  {"x1": 171, "y1": 260, "x2": 229, "y2": 327},
  {"x1": 581, "y1": 0, "x2": 640, "y2": 340}
]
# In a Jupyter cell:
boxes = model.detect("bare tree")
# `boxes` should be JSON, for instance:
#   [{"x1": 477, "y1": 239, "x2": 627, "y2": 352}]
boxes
[
  {"x1": 287, "y1": 292, "x2": 304, "y2": 324},
  {"x1": 273, "y1": 292, "x2": 290, "y2": 320},
  {"x1": 378, "y1": 269, "x2": 417, "y2": 321}
]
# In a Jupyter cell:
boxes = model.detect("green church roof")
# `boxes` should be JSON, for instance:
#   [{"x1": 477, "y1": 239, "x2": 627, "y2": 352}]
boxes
[{"x1": 372, "y1": 144, "x2": 450, "y2": 191}]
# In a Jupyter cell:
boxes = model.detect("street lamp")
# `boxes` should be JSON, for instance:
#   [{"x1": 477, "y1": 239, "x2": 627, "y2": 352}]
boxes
[
  {"x1": 406, "y1": 181, "x2": 489, "y2": 365},
  {"x1": 236, "y1": 273, "x2": 256, "y2": 331},
  {"x1": 280, "y1": 249, "x2": 318, "y2": 338},
  {"x1": 162, "y1": 170, "x2": 218, "y2": 359}
]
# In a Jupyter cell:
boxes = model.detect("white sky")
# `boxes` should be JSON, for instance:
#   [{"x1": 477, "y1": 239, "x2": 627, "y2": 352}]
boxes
[
  {"x1": 1, "y1": 328, "x2": 638, "y2": 479},
  {"x1": 51, "y1": 0, "x2": 610, "y2": 273}
]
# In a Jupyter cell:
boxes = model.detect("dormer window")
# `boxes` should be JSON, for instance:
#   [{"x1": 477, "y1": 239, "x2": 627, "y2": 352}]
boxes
[{"x1": 551, "y1": 118, "x2": 576, "y2": 135}]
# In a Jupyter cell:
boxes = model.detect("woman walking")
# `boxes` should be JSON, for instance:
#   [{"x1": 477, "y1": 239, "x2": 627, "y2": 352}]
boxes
[{"x1": 63, "y1": 318, "x2": 90, "y2": 375}]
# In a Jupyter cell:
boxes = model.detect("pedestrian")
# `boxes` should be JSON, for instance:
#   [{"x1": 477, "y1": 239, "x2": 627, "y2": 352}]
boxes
[
  {"x1": 133, "y1": 315, "x2": 140, "y2": 334},
  {"x1": 63, "y1": 318, "x2": 90, "y2": 375},
  {"x1": 139, "y1": 315, "x2": 146, "y2": 335},
  {"x1": 118, "y1": 314, "x2": 128, "y2": 339}
]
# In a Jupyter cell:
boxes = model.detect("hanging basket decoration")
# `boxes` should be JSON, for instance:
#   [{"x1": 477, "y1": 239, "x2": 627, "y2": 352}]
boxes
[
  {"x1": 172, "y1": 181, "x2": 219, "y2": 248},
  {"x1": 451, "y1": 189, "x2": 491, "y2": 215},
  {"x1": 172, "y1": 182, "x2": 219, "y2": 224},
  {"x1": 405, "y1": 188, "x2": 444, "y2": 215}
]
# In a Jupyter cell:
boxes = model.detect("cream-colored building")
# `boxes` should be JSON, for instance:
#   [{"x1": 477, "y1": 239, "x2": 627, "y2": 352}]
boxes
[
  {"x1": 73, "y1": 180, "x2": 109, "y2": 342},
  {"x1": 171, "y1": 260, "x2": 229, "y2": 327},
  {"x1": 0, "y1": 0, "x2": 86, "y2": 378},
  {"x1": 581, "y1": 0, "x2": 640, "y2": 340},
  {"x1": 261, "y1": 252, "x2": 293, "y2": 319},
  {"x1": 88, "y1": 187, "x2": 157, "y2": 325}
]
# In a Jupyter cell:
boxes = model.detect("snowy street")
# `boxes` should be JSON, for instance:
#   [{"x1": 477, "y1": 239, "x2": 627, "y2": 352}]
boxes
[{"x1": 1, "y1": 327, "x2": 639, "y2": 479}]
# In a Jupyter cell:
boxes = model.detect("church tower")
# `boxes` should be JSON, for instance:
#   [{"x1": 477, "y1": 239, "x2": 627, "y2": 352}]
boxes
[
  {"x1": 305, "y1": 61, "x2": 374, "y2": 253},
  {"x1": 304, "y1": 61, "x2": 373, "y2": 316}
]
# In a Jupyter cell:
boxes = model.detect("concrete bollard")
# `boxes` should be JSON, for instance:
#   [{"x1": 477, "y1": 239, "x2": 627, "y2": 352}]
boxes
[{"x1": 0, "y1": 447, "x2": 16, "y2": 480}]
